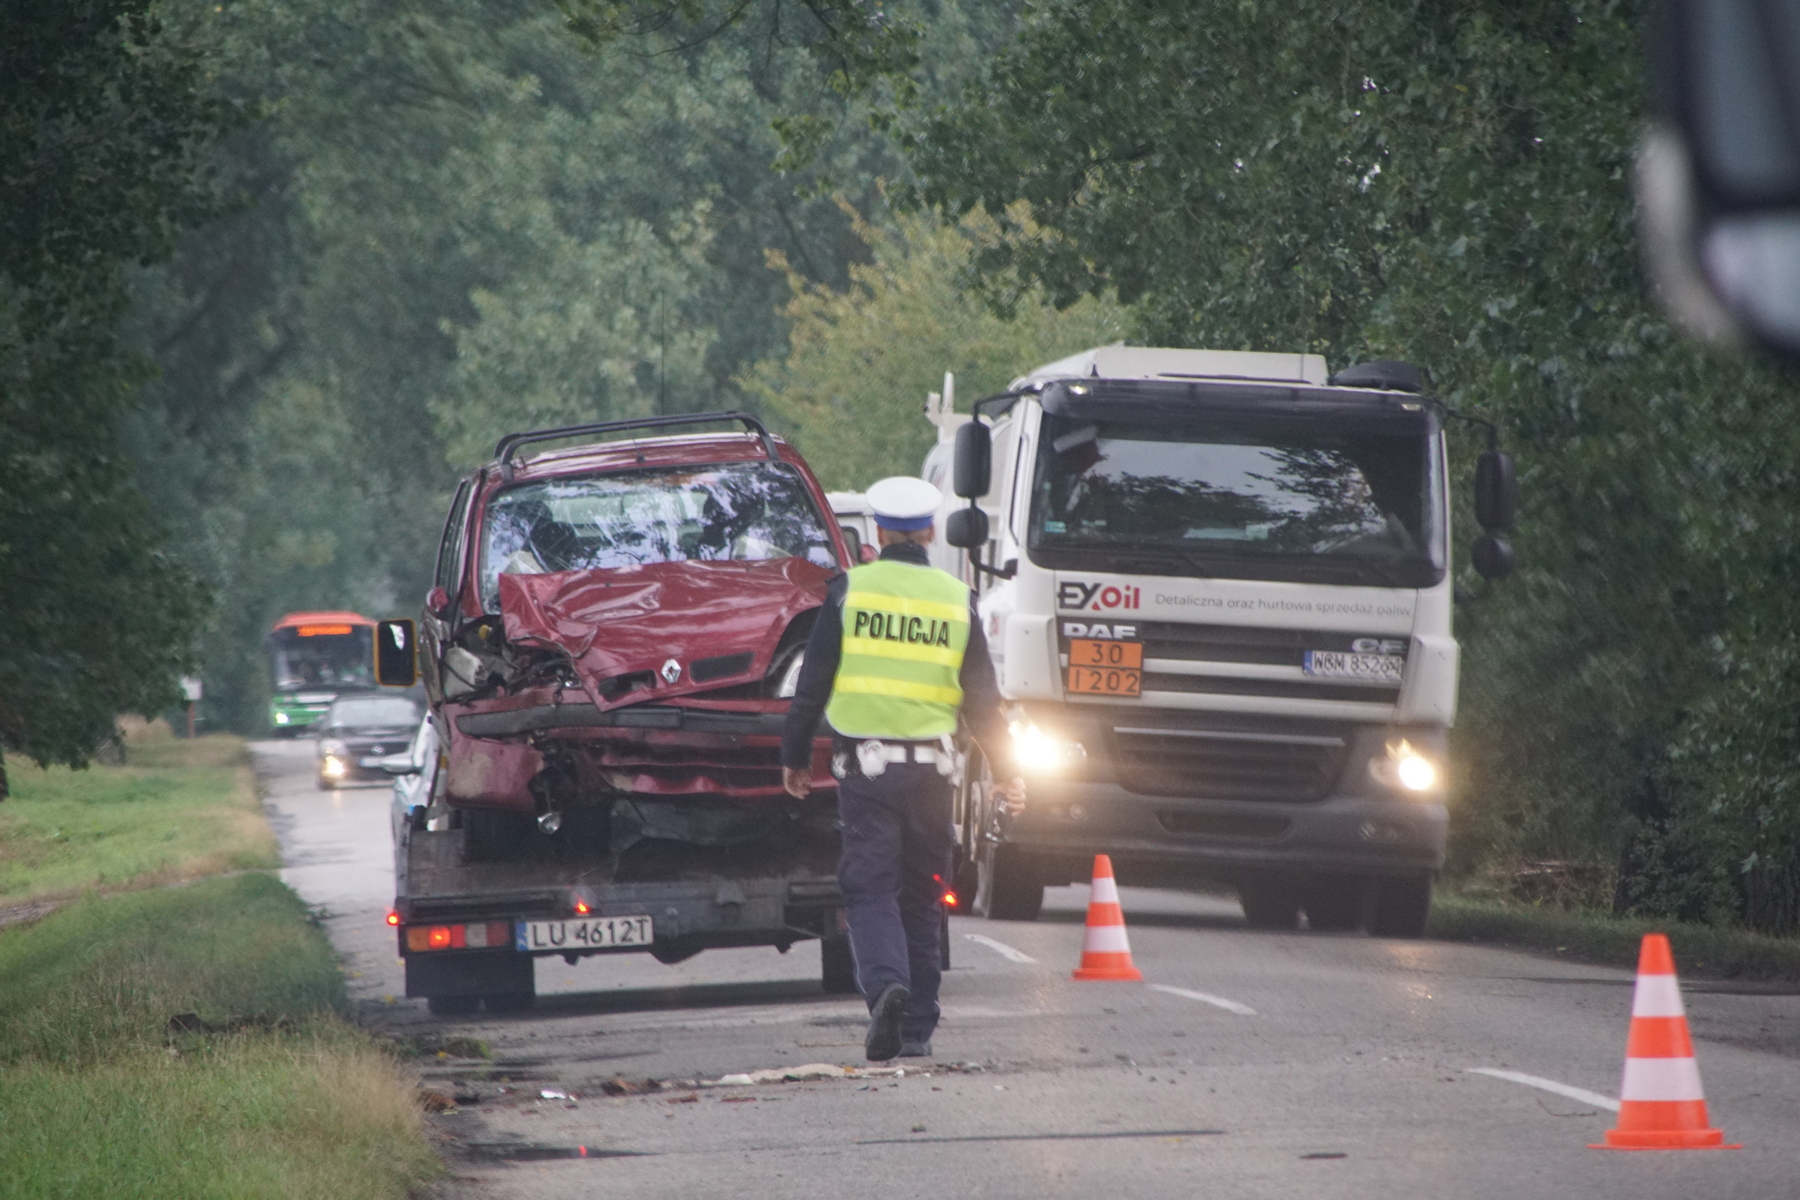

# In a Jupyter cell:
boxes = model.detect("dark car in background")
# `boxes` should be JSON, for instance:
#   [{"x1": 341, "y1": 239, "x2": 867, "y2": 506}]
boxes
[{"x1": 315, "y1": 694, "x2": 423, "y2": 789}]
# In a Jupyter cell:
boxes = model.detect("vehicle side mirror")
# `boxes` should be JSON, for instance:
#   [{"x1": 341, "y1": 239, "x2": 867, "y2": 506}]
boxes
[
  {"x1": 426, "y1": 586, "x2": 451, "y2": 618},
  {"x1": 1639, "y1": 0, "x2": 1800, "y2": 358},
  {"x1": 945, "y1": 506, "x2": 989, "y2": 550},
  {"x1": 1471, "y1": 533, "x2": 1517, "y2": 579},
  {"x1": 376, "y1": 752, "x2": 421, "y2": 776},
  {"x1": 1474, "y1": 451, "x2": 1517, "y2": 531},
  {"x1": 374, "y1": 619, "x2": 418, "y2": 687},
  {"x1": 953, "y1": 420, "x2": 991, "y2": 499}
]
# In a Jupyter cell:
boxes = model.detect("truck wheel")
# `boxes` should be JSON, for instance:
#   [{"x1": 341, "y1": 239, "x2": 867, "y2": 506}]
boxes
[
  {"x1": 820, "y1": 932, "x2": 859, "y2": 994},
  {"x1": 975, "y1": 844, "x2": 1044, "y2": 921},
  {"x1": 1300, "y1": 875, "x2": 1366, "y2": 932},
  {"x1": 426, "y1": 995, "x2": 481, "y2": 1016},
  {"x1": 1238, "y1": 878, "x2": 1301, "y2": 930},
  {"x1": 1367, "y1": 873, "x2": 1433, "y2": 938},
  {"x1": 461, "y1": 808, "x2": 528, "y2": 863}
]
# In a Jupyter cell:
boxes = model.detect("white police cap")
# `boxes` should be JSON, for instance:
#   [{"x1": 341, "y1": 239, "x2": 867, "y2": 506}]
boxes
[{"x1": 866, "y1": 476, "x2": 942, "y2": 531}]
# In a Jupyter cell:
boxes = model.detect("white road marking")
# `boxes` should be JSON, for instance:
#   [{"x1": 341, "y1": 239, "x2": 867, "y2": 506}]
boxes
[
  {"x1": 1148, "y1": 983, "x2": 1257, "y2": 1016},
  {"x1": 963, "y1": 933, "x2": 1039, "y2": 963},
  {"x1": 1465, "y1": 1068, "x2": 1620, "y2": 1112}
]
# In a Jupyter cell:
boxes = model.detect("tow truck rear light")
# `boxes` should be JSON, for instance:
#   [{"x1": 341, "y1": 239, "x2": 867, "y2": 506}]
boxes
[
  {"x1": 404, "y1": 922, "x2": 513, "y2": 952},
  {"x1": 386, "y1": 909, "x2": 400, "y2": 926}
]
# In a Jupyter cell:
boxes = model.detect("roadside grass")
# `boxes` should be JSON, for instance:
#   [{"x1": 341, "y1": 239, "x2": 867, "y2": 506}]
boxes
[
  {"x1": 1429, "y1": 889, "x2": 1800, "y2": 982},
  {"x1": 0, "y1": 723, "x2": 275, "y2": 904},
  {"x1": 0, "y1": 874, "x2": 440, "y2": 1200}
]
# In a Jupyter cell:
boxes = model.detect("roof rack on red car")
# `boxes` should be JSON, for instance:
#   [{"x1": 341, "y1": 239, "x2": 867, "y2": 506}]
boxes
[{"x1": 493, "y1": 410, "x2": 780, "y2": 479}]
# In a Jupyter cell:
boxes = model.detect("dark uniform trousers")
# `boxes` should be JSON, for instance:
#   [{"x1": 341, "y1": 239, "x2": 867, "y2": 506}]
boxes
[{"x1": 835, "y1": 751, "x2": 954, "y2": 1042}]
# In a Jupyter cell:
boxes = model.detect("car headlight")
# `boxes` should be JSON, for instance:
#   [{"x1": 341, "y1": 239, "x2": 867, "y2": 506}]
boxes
[
  {"x1": 1370, "y1": 738, "x2": 1439, "y2": 794},
  {"x1": 1008, "y1": 720, "x2": 1086, "y2": 774},
  {"x1": 776, "y1": 652, "x2": 805, "y2": 699},
  {"x1": 322, "y1": 755, "x2": 347, "y2": 778}
]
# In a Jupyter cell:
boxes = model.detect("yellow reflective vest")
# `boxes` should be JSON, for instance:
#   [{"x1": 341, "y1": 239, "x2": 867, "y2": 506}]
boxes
[{"x1": 825, "y1": 558, "x2": 971, "y2": 740}]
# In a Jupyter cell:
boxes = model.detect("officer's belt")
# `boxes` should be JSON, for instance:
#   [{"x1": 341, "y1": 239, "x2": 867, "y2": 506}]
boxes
[{"x1": 850, "y1": 740, "x2": 942, "y2": 765}]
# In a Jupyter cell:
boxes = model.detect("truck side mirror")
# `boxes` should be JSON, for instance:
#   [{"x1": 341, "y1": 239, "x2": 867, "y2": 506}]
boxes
[
  {"x1": 1471, "y1": 533, "x2": 1517, "y2": 580},
  {"x1": 426, "y1": 586, "x2": 451, "y2": 618},
  {"x1": 1474, "y1": 451, "x2": 1517, "y2": 531},
  {"x1": 945, "y1": 506, "x2": 989, "y2": 550},
  {"x1": 375, "y1": 619, "x2": 418, "y2": 687},
  {"x1": 953, "y1": 421, "x2": 991, "y2": 499}
]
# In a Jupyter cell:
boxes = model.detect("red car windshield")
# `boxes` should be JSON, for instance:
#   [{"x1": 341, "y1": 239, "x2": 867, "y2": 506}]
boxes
[{"x1": 479, "y1": 462, "x2": 839, "y2": 611}]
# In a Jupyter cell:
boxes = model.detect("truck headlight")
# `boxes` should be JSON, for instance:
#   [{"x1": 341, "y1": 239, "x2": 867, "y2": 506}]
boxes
[
  {"x1": 1370, "y1": 738, "x2": 1439, "y2": 794},
  {"x1": 1009, "y1": 720, "x2": 1086, "y2": 774}
]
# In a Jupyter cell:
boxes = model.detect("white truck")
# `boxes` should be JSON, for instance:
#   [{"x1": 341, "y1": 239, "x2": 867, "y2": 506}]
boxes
[{"x1": 922, "y1": 347, "x2": 1516, "y2": 936}]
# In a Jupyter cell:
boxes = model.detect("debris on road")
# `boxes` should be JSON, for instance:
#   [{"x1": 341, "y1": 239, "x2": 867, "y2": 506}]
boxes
[{"x1": 418, "y1": 1088, "x2": 458, "y2": 1113}]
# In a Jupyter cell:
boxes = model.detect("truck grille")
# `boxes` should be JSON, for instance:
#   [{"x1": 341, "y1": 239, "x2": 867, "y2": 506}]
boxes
[
  {"x1": 1134, "y1": 621, "x2": 1404, "y2": 704},
  {"x1": 1111, "y1": 725, "x2": 1348, "y2": 802}
]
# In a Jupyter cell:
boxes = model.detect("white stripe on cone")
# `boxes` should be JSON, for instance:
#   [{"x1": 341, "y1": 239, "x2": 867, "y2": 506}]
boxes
[
  {"x1": 1090, "y1": 874, "x2": 1120, "y2": 904},
  {"x1": 1620, "y1": 1056, "x2": 1706, "y2": 1102},
  {"x1": 1630, "y1": 973, "x2": 1687, "y2": 1018},
  {"x1": 1082, "y1": 923, "x2": 1132, "y2": 954}
]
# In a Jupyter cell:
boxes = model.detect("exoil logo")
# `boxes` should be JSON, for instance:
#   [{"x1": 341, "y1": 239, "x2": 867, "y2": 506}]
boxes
[{"x1": 1057, "y1": 581, "x2": 1141, "y2": 611}]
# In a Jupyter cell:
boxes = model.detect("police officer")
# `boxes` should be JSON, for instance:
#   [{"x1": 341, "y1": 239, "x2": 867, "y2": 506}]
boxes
[{"x1": 782, "y1": 476, "x2": 1024, "y2": 1062}]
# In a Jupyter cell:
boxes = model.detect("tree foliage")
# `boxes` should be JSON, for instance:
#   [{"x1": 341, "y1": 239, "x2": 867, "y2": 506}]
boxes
[
  {"x1": 911, "y1": 0, "x2": 1800, "y2": 930},
  {"x1": 120, "y1": 0, "x2": 1019, "y2": 732},
  {"x1": 743, "y1": 206, "x2": 1124, "y2": 489},
  {"x1": 0, "y1": 1, "x2": 221, "y2": 786}
]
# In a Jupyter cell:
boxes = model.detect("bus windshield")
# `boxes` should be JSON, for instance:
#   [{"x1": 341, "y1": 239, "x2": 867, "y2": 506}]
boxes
[{"x1": 269, "y1": 626, "x2": 374, "y2": 692}]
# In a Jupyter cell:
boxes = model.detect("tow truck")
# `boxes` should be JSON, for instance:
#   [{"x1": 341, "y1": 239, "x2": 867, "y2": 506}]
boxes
[{"x1": 373, "y1": 413, "x2": 859, "y2": 1011}]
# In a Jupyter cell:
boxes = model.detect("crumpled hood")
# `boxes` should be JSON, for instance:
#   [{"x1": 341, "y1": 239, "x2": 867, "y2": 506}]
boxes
[{"x1": 499, "y1": 557, "x2": 833, "y2": 710}]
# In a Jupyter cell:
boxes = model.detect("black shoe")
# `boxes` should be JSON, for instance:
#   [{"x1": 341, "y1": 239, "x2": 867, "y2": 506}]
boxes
[
  {"x1": 899, "y1": 1039, "x2": 932, "y2": 1058},
  {"x1": 865, "y1": 984, "x2": 910, "y2": 1062}
]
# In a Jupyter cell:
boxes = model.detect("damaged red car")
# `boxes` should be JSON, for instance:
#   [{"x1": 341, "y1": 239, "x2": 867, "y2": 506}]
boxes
[{"x1": 375, "y1": 413, "x2": 857, "y2": 1011}]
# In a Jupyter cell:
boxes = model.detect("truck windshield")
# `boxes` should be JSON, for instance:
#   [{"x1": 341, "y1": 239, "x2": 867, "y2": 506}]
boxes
[
  {"x1": 1028, "y1": 414, "x2": 1444, "y2": 586},
  {"x1": 480, "y1": 462, "x2": 839, "y2": 611}
]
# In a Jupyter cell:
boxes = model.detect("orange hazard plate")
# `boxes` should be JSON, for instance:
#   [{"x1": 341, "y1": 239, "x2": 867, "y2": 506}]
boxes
[
  {"x1": 1068, "y1": 638, "x2": 1143, "y2": 669},
  {"x1": 1066, "y1": 664, "x2": 1142, "y2": 696}
]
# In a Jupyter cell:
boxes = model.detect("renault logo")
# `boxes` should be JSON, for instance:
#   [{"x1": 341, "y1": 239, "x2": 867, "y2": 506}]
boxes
[{"x1": 660, "y1": 658, "x2": 682, "y2": 684}]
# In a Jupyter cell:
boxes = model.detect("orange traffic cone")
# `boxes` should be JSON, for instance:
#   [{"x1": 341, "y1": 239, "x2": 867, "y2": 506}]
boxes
[
  {"x1": 1590, "y1": 933, "x2": 1740, "y2": 1150},
  {"x1": 1071, "y1": 855, "x2": 1143, "y2": 981}
]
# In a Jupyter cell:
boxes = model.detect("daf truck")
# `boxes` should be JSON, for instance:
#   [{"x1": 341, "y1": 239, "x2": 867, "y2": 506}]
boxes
[{"x1": 923, "y1": 347, "x2": 1516, "y2": 937}]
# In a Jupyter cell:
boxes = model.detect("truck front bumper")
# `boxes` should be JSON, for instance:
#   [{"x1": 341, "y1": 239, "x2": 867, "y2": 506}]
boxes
[{"x1": 998, "y1": 781, "x2": 1445, "y2": 887}]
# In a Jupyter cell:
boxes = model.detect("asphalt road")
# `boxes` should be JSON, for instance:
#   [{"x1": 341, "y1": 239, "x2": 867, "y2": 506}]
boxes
[{"x1": 255, "y1": 738, "x2": 1800, "y2": 1199}]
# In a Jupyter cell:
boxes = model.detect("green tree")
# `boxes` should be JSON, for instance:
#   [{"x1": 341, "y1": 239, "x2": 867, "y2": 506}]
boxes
[
  {"x1": 743, "y1": 206, "x2": 1125, "y2": 489},
  {"x1": 0, "y1": 1, "x2": 223, "y2": 790},
  {"x1": 126, "y1": 0, "x2": 1022, "y2": 731}
]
